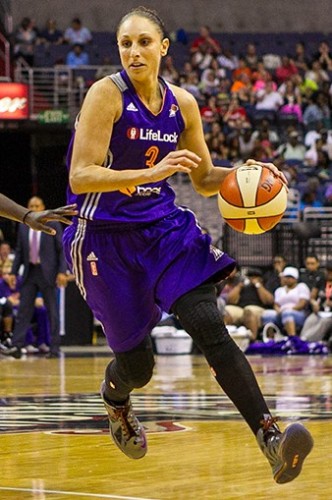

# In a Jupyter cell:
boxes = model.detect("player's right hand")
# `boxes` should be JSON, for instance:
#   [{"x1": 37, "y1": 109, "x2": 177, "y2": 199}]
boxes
[{"x1": 149, "y1": 149, "x2": 201, "y2": 182}]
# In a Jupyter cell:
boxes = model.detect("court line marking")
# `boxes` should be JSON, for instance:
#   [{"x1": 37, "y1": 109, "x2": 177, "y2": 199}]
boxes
[{"x1": 0, "y1": 487, "x2": 159, "y2": 500}]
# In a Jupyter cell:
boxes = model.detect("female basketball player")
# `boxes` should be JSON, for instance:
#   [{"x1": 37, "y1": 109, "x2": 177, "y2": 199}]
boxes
[{"x1": 63, "y1": 6, "x2": 313, "y2": 483}]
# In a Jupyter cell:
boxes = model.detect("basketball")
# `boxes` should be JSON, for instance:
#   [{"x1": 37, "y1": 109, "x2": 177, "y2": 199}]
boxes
[{"x1": 218, "y1": 164, "x2": 288, "y2": 235}]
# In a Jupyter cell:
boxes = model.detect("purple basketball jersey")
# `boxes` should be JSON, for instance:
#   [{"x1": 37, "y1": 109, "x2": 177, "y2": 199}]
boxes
[
  {"x1": 66, "y1": 70, "x2": 185, "y2": 223},
  {"x1": 63, "y1": 71, "x2": 236, "y2": 352}
]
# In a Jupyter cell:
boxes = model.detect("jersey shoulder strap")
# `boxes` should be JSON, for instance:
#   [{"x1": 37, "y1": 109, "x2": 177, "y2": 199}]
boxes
[{"x1": 108, "y1": 72, "x2": 128, "y2": 93}]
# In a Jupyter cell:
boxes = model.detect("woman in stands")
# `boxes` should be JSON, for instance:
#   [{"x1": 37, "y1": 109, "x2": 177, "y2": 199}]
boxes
[{"x1": 63, "y1": 6, "x2": 313, "y2": 483}]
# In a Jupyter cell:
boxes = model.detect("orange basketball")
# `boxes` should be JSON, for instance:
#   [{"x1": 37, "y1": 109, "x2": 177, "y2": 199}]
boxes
[{"x1": 218, "y1": 164, "x2": 287, "y2": 234}]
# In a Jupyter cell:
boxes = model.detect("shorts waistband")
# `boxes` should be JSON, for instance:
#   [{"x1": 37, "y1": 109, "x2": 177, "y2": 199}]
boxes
[{"x1": 74, "y1": 217, "x2": 158, "y2": 233}]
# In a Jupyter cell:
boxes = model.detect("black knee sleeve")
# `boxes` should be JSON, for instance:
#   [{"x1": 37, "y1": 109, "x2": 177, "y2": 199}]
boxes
[
  {"x1": 172, "y1": 283, "x2": 233, "y2": 356},
  {"x1": 104, "y1": 336, "x2": 155, "y2": 402}
]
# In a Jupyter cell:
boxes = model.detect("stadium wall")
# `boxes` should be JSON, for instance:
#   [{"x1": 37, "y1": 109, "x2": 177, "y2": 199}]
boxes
[{"x1": 8, "y1": 0, "x2": 332, "y2": 34}]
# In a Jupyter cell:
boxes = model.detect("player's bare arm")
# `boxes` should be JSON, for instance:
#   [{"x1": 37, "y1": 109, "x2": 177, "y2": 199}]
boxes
[
  {"x1": 0, "y1": 194, "x2": 77, "y2": 235},
  {"x1": 70, "y1": 78, "x2": 200, "y2": 194}
]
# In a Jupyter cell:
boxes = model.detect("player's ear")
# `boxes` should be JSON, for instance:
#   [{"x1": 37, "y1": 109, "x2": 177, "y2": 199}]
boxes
[{"x1": 161, "y1": 37, "x2": 169, "y2": 56}]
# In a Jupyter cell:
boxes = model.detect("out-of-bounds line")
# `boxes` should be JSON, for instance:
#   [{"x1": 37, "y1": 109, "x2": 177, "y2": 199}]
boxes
[{"x1": 0, "y1": 487, "x2": 159, "y2": 500}]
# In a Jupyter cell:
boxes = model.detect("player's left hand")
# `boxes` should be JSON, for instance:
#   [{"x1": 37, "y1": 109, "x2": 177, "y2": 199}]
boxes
[{"x1": 244, "y1": 159, "x2": 288, "y2": 186}]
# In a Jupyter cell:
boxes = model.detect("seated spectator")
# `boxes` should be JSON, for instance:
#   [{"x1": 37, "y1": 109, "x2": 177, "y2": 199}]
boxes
[
  {"x1": 238, "y1": 127, "x2": 255, "y2": 159},
  {"x1": 180, "y1": 71, "x2": 204, "y2": 101},
  {"x1": 300, "y1": 261, "x2": 332, "y2": 342},
  {"x1": 299, "y1": 190, "x2": 323, "y2": 212},
  {"x1": 222, "y1": 95, "x2": 251, "y2": 131},
  {"x1": 263, "y1": 255, "x2": 288, "y2": 294},
  {"x1": 275, "y1": 55, "x2": 298, "y2": 85},
  {"x1": 205, "y1": 121, "x2": 223, "y2": 145},
  {"x1": 255, "y1": 80, "x2": 283, "y2": 111},
  {"x1": 14, "y1": 17, "x2": 38, "y2": 66},
  {"x1": 227, "y1": 134, "x2": 242, "y2": 163},
  {"x1": 209, "y1": 132, "x2": 230, "y2": 161},
  {"x1": 200, "y1": 95, "x2": 222, "y2": 133},
  {"x1": 38, "y1": 18, "x2": 63, "y2": 45},
  {"x1": 261, "y1": 266, "x2": 310, "y2": 336},
  {"x1": 66, "y1": 43, "x2": 90, "y2": 67},
  {"x1": 64, "y1": 17, "x2": 92, "y2": 46},
  {"x1": 0, "y1": 241, "x2": 14, "y2": 277},
  {"x1": 319, "y1": 128, "x2": 332, "y2": 160},
  {"x1": 230, "y1": 72, "x2": 252, "y2": 97},
  {"x1": 244, "y1": 42, "x2": 258, "y2": 69},
  {"x1": 190, "y1": 46, "x2": 213, "y2": 72},
  {"x1": 275, "y1": 130, "x2": 306, "y2": 161},
  {"x1": 250, "y1": 119, "x2": 280, "y2": 147},
  {"x1": 160, "y1": 55, "x2": 179, "y2": 84},
  {"x1": 232, "y1": 57, "x2": 252, "y2": 82},
  {"x1": 302, "y1": 92, "x2": 325, "y2": 130},
  {"x1": 216, "y1": 48, "x2": 239, "y2": 72},
  {"x1": 199, "y1": 68, "x2": 221, "y2": 97},
  {"x1": 300, "y1": 254, "x2": 326, "y2": 300},
  {"x1": 313, "y1": 40, "x2": 332, "y2": 72},
  {"x1": 304, "y1": 60, "x2": 330, "y2": 89},
  {"x1": 278, "y1": 78, "x2": 303, "y2": 123},
  {"x1": 225, "y1": 268, "x2": 274, "y2": 341},
  {"x1": 292, "y1": 41, "x2": 310, "y2": 75},
  {"x1": 252, "y1": 60, "x2": 272, "y2": 92},
  {"x1": 252, "y1": 129, "x2": 276, "y2": 160},
  {"x1": 304, "y1": 137, "x2": 324, "y2": 167},
  {"x1": 190, "y1": 26, "x2": 221, "y2": 56}
]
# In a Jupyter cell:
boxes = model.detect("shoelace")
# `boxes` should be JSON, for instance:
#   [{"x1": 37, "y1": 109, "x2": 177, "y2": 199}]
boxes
[
  {"x1": 113, "y1": 405, "x2": 139, "y2": 440},
  {"x1": 260, "y1": 415, "x2": 280, "y2": 433}
]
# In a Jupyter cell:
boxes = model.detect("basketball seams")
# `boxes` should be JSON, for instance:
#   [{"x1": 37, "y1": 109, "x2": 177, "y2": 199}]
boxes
[
  {"x1": 218, "y1": 164, "x2": 287, "y2": 235},
  {"x1": 235, "y1": 168, "x2": 245, "y2": 208}
]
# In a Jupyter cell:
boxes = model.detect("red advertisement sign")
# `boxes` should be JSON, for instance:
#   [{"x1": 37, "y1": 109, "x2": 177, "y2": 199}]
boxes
[{"x1": 0, "y1": 83, "x2": 29, "y2": 120}]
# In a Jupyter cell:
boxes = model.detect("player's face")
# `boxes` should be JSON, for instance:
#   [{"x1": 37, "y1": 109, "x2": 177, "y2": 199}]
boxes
[{"x1": 117, "y1": 15, "x2": 169, "y2": 80}]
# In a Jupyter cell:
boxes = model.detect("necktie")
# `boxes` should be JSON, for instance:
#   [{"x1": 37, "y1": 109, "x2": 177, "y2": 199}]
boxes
[{"x1": 30, "y1": 230, "x2": 39, "y2": 264}]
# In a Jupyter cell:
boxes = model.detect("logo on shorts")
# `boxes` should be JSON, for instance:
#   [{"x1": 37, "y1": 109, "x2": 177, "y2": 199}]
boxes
[
  {"x1": 87, "y1": 252, "x2": 98, "y2": 261},
  {"x1": 209, "y1": 245, "x2": 224, "y2": 261},
  {"x1": 87, "y1": 252, "x2": 99, "y2": 276}
]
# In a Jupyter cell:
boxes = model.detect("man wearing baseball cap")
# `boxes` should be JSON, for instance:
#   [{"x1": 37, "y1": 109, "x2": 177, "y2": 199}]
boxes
[{"x1": 261, "y1": 266, "x2": 310, "y2": 336}]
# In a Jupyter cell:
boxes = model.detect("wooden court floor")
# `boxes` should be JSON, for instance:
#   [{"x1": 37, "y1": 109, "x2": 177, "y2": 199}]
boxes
[{"x1": 0, "y1": 351, "x2": 331, "y2": 500}]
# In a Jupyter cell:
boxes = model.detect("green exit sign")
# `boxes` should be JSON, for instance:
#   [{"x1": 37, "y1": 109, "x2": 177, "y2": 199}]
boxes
[{"x1": 38, "y1": 109, "x2": 70, "y2": 124}]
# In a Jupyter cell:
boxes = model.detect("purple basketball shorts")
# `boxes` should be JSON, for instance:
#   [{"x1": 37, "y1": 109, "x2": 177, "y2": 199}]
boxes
[{"x1": 63, "y1": 208, "x2": 235, "y2": 352}]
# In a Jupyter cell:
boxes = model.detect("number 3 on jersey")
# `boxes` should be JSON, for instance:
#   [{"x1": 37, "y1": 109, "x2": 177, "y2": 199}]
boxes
[{"x1": 145, "y1": 146, "x2": 159, "y2": 168}]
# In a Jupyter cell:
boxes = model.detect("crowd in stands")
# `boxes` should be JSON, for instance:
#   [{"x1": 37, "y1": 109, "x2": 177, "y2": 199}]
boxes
[
  {"x1": 3, "y1": 17, "x2": 332, "y2": 353},
  {"x1": 9, "y1": 17, "x2": 332, "y2": 213},
  {"x1": 216, "y1": 253, "x2": 332, "y2": 350}
]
